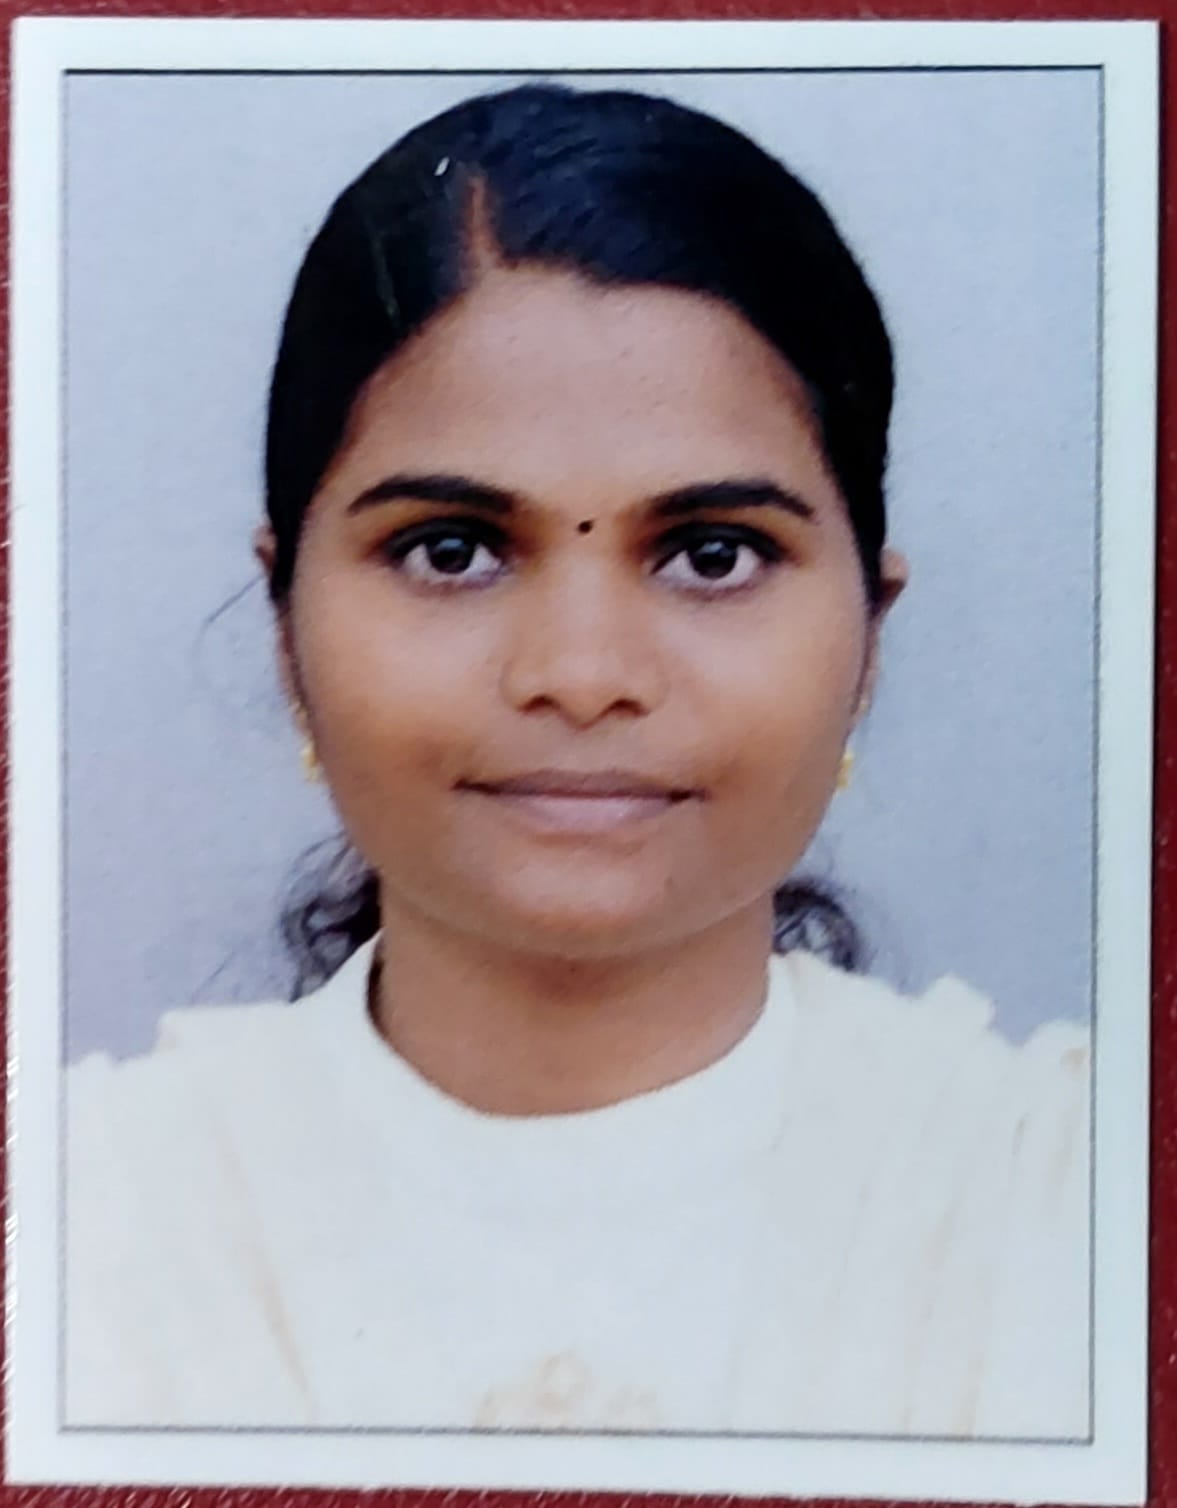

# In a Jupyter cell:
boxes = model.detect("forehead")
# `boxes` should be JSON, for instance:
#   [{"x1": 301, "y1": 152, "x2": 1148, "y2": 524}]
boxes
[{"x1": 327, "y1": 267, "x2": 836, "y2": 508}]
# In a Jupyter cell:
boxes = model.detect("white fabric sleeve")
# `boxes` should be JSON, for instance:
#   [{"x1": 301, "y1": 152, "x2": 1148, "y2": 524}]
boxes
[{"x1": 973, "y1": 1021, "x2": 1091, "y2": 1439}]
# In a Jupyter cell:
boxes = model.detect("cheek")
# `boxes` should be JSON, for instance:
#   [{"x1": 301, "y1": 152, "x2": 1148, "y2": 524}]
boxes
[
  {"x1": 290, "y1": 570, "x2": 494, "y2": 788},
  {"x1": 676, "y1": 579, "x2": 865, "y2": 880},
  {"x1": 689, "y1": 579, "x2": 868, "y2": 777},
  {"x1": 697, "y1": 606, "x2": 865, "y2": 885}
]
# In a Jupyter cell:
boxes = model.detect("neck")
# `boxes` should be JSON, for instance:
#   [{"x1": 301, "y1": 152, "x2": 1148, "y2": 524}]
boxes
[{"x1": 370, "y1": 900, "x2": 775, "y2": 1116}]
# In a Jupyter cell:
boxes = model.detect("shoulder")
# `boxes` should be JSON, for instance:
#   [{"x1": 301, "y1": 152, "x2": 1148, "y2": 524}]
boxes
[
  {"x1": 64, "y1": 984, "x2": 359, "y2": 1424},
  {"x1": 782, "y1": 947, "x2": 1088, "y2": 1075},
  {"x1": 67, "y1": 959, "x2": 367, "y2": 1173},
  {"x1": 68, "y1": 939, "x2": 380, "y2": 1196},
  {"x1": 69, "y1": 941, "x2": 375, "y2": 1101},
  {"x1": 66, "y1": 1000, "x2": 305, "y2": 1224},
  {"x1": 777, "y1": 949, "x2": 1089, "y2": 1157},
  {"x1": 773, "y1": 956, "x2": 1090, "y2": 1438},
  {"x1": 69, "y1": 996, "x2": 312, "y2": 1119},
  {"x1": 65, "y1": 959, "x2": 375, "y2": 1283}
]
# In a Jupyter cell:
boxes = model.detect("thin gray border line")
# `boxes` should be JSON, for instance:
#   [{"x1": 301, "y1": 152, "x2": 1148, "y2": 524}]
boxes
[
  {"x1": 59, "y1": 1423, "x2": 1093, "y2": 1444},
  {"x1": 52, "y1": 61, "x2": 1103, "y2": 1449},
  {"x1": 62, "y1": 64, "x2": 1102, "y2": 78},
  {"x1": 1088, "y1": 60, "x2": 1106, "y2": 1449},
  {"x1": 55, "y1": 62, "x2": 71, "y2": 1441}
]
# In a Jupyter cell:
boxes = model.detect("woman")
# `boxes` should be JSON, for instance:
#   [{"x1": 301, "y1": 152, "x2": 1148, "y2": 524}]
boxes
[{"x1": 67, "y1": 82, "x2": 1089, "y2": 1439}]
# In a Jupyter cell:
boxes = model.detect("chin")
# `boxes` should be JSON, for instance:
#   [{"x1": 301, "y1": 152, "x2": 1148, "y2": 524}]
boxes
[{"x1": 466, "y1": 881, "x2": 690, "y2": 963}]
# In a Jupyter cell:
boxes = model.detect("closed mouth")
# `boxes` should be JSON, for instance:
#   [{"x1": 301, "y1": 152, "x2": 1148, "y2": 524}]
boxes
[
  {"x1": 458, "y1": 769, "x2": 699, "y2": 801},
  {"x1": 456, "y1": 770, "x2": 700, "y2": 833}
]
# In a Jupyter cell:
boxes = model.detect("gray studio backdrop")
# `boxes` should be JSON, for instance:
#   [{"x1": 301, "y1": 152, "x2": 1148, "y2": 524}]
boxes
[{"x1": 63, "y1": 68, "x2": 1099, "y2": 1063}]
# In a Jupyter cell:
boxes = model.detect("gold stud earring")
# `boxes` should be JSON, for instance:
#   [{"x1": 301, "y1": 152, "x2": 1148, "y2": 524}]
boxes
[
  {"x1": 293, "y1": 704, "x2": 323, "y2": 785},
  {"x1": 301, "y1": 738, "x2": 323, "y2": 784},
  {"x1": 837, "y1": 748, "x2": 855, "y2": 792}
]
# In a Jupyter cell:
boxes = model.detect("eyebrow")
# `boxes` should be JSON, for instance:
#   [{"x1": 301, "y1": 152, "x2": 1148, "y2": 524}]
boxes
[
  {"x1": 346, "y1": 472, "x2": 816, "y2": 522},
  {"x1": 649, "y1": 479, "x2": 815, "y2": 522},
  {"x1": 348, "y1": 473, "x2": 515, "y2": 516}
]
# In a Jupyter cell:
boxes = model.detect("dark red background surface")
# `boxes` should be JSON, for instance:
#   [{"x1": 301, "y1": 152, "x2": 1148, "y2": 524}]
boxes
[{"x1": 0, "y1": 1, "x2": 1165, "y2": 1505}]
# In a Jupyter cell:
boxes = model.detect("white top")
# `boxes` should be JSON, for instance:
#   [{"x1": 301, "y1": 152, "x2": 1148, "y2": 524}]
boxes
[{"x1": 66, "y1": 941, "x2": 1090, "y2": 1439}]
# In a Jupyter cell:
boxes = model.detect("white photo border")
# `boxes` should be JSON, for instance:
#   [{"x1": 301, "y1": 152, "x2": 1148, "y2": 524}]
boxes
[{"x1": 6, "y1": 15, "x2": 1157, "y2": 1503}]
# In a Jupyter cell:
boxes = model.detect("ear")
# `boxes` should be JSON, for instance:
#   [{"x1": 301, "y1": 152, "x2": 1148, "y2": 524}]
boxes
[
  {"x1": 253, "y1": 524, "x2": 301, "y2": 715},
  {"x1": 854, "y1": 546, "x2": 909, "y2": 724},
  {"x1": 253, "y1": 522, "x2": 277, "y2": 583}
]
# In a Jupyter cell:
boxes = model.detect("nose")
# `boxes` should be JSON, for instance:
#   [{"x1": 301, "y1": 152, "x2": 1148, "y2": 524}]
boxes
[{"x1": 499, "y1": 564, "x2": 669, "y2": 728}]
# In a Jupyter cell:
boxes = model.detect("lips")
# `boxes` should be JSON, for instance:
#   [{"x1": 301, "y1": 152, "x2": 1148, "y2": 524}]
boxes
[
  {"x1": 458, "y1": 769, "x2": 698, "y2": 835},
  {"x1": 464, "y1": 769, "x2": 695, "y2": 800}
]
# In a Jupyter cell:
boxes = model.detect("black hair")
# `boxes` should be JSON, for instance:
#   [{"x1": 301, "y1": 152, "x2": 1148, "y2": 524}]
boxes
[{"x1": 264, "y1": 83, "x2": 894, "y2": 995}]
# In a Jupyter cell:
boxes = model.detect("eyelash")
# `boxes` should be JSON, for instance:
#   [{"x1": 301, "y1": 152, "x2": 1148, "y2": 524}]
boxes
[
  {"x1": 380, "y1": 517, "x2": 788, "y2": 595},
  {"x1": 651, "y1": 523, "x2": 786, "y2": 592},
  {"x1": 382, "y1": 519, "x2": 509, "y2": 582}
]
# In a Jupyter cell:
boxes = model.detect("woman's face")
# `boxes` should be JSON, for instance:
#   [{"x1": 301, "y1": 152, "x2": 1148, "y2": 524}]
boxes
[{"x1": 266, "y1": 267, "x2": 905, "y2": 962}]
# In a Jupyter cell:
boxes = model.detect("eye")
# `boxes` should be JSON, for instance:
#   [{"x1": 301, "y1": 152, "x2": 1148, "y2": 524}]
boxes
[
  {"x1": 384, "y1": 521, "x2": 507, "y2": 588},
  {"x1": 653, "y1": 526, "x2": 783, "y2": 593}
]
